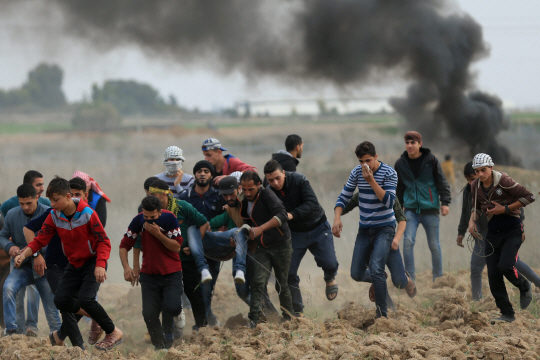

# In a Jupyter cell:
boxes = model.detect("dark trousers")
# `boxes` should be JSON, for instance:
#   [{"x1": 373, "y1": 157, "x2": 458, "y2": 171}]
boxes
[
  {"x1": 201, "y1": 258, "x2": 220, "y2": 326},
  {"x1": 249, "y1": 239, "x2": 294, "y2": 323},
  {"x1": 485, "y1": 226, "x2": 529, "y2": 316},
  {"x1": 54, "y1": 258, "x2": 115, "y2": 334},
  {"x1": 235, "y1": 255, "x2": 278, "y2": 315},
  {"x1": 289, "y1": 221, "x2": 339, "y2": 314},
  {"x1": 45, "y1": 264, "x2": 84, "y2": 347},
  {"x1": 140, "y1": 272, "x2": 183, "y2": 349},
  {"x1": 181, "y1": 261, "x2": 207, "y2": 328}
]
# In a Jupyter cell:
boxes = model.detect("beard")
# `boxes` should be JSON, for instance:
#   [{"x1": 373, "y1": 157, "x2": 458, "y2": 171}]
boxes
[
  {"x1": 195, "y1": 178, "x2": 210, "y2": 187},
  {"x1": 227, "y1": 199, "x2": 239, "y2": 208}
]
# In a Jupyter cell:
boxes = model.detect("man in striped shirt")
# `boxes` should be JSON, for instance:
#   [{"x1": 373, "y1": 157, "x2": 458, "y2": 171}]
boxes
[{"x1": 332, "y1": 141, "x2": 397, "y2": 318}]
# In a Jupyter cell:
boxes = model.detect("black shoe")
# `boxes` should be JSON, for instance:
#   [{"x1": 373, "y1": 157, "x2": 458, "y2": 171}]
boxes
[
  {"x1": 490, "y1": 314, "x2": 515, "y2": 324},
  {"x1": 521, "y1": 281, "x2": 533, "y2": 309},
  {"x1": 245, "y1": 321, "x2": 257, "y2": 329},
  {"x1": 4, "y1": 329, "x2": 17, "y2": 337}
]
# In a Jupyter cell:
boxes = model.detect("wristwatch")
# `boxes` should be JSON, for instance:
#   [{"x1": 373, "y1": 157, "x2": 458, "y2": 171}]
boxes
[
  {"x1": 504, "y1": 205, "x2": 510, "y2": 214},
  {"x1": 32, "y1": 252, "x2": 39, "y2": 258}
]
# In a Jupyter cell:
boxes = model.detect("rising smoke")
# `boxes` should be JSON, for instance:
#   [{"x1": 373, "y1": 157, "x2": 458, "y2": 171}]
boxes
[{"x1": 11, "y1": 0, "x2": 516, "y2": 163}]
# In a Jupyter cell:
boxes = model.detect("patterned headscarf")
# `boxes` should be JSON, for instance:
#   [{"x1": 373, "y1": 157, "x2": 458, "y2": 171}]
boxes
[
  {"x1": 148, "y1": 187, "x2": 179, "y2": 215},
  {"x1": 72, "y1": 171, "x2": 111, "y2": 203}
]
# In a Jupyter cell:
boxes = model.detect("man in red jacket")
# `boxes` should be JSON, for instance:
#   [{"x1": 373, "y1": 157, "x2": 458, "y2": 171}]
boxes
[
  {"x1": 202, "y1": 138, "x2": 257, "y2": 185},
  {"x1": 14, "y1": 177, "x2": 122, "y2": 350}
]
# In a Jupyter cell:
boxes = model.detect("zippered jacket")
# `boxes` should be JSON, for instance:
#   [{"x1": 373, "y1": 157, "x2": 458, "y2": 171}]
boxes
[
  {"x1": 395, "y1": 148, "x2": 451, "y2": 214},
  {"x1": 470, "y1": 171, "x2": 535, "y2": 221},
  {"x1": 27, "y1": 199, "x2": 111, "y2": 269},
  {"x1": 240, "y1": 186, "x2": 290, "y2": 248},
  {"x1": 267, "y1": 171, "x2": 326, "y2": 232}
]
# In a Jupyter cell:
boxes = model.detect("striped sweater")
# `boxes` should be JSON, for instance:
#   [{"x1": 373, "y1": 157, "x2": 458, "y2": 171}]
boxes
[{"x1": 335, "y1": 161, "x2": 397, "y2": 228}]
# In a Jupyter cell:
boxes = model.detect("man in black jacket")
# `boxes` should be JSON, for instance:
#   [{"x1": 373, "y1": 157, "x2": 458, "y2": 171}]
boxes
[
  {"x1": 270, "y1": 134, "x2": 303, "y2": 172},
  {"x1": 394, "y1": 131, "x2": 451, "y2": 282},
  {"x1": 264, "y1": 160, "x2": 339, "y2": 316},
  {"x1": 239, "y1": 171, "x2": 294, "y2": 327}
]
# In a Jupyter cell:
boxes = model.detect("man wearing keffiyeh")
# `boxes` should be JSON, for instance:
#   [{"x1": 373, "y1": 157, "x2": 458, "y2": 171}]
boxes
[{"x1": 71, "y1": 171, "x2": 110, "y2": 227}]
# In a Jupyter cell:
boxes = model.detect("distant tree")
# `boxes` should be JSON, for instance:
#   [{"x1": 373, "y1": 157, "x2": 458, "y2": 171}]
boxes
[
  {"x1": 72, "y1": 102, "x2": 121, "y2": 130},
  {"x1": 91, "y1": 80, "x2": 169, "y2": 116},
  {"x1": 22, "y1": 63, "x2": 66, "y2": 108}
]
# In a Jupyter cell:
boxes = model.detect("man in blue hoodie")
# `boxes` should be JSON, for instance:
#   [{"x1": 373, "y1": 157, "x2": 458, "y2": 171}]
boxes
[{"x1": 394, "y1": 131, "x2": 451, "y2": 282}]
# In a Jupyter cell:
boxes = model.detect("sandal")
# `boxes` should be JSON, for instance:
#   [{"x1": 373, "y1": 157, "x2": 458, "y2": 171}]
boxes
[
  {"x1": 88, "y1": 320, "x2": 105, "y2": 345},
  {"x1": 95, "y1": 327, "x2": 123, "y2": 351},
  {"x1": 368, "y1": 272, "x2": 388, "y2": 302},
  {"x1": 49, "y1": 331, "x2": 64, "y2": 346},
  {"x1": 325, "y1": 283, "x2": 338, "y2": 301}
]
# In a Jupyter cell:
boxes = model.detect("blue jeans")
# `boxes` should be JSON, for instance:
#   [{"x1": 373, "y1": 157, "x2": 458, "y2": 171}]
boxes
[
  {"x1": 470, "y1": 238, "x2": 540, "y2": 301},
  {"x1": 186, "y1": 226, "x2": 247, "y2": 274},
  {"x1": 10, "y1": 262, "x2": 39, "y2": 333},
  {"x1": 187, "y1": 226, "x2": 248, "y2": 325},
  {"x1": 289, "y1": 221, "x2": 339, "y2": 314},
  {"x1": 4, "y1": 266, "x2": 61, "y2": 332},
  {"x1": 351, "y1": 225, "x2": 394, "y2": 318},
  {"x1": 361, "y1": 247, "x2": 408, "y2": 289},
  {"x1": 403, "y1": 210, "x2": 442, "y2": 281}
]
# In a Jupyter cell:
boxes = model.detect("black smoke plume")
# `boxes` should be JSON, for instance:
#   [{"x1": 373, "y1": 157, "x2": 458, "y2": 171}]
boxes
[{"x1": 11, "y1": 0, "x2": 514, "y2": 163}]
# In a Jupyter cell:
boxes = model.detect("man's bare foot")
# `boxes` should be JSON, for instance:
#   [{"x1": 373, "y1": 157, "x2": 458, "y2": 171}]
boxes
[{"x1": 326, "y1": 279, "x2": 338, "y2": 301}]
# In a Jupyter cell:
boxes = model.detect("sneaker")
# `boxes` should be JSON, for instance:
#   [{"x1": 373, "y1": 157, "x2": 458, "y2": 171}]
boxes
[
  {"x1": 174, "y1": 310, "x2": 186, "y2": 329},
  {"x1": 26, "y1": 328, "x2": 38, "y2": 337},
  {"x1": 405, "y1": 271, "x2": 417, "y2": 298},
  {"x1": 521, "y1": 281, "x2": 533, "y2": 310},
  {"x1": 237, "y1": 224, "x2": 252, "y2": 235},
  {"x1": 490, "y1": 314, "x2": 515, "y2": 324},
  {"x1": 4, "y1": 329, "x2": 17, "y2": 337},
  {"x1": 201, "y1": 269, "x2": 213, "y2": 284},
  {"x1": 234, "y1": 270, "x2": 246, "y2": 284}
]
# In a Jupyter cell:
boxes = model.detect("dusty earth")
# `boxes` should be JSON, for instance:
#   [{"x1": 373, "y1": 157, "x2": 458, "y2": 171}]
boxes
[{"x1": 2, "y1": 269, "x2": 540, "y2": 360}]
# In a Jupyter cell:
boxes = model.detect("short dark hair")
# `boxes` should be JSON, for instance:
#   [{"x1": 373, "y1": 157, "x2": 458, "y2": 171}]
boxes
[
  {"x1": 69, "y1": 177, "x2": 87, "y2": 192},
  {"x1": 23, "y1": 170, "x2": 43, "y2": 185},
  {"x1": 264, "y1": 160, "x2": 284, "y2": 175},
  {"x1": 445, "y1": 154, "x2": 452, "y2": 161},
  {"x1": 46, "y1": 176, "x2": 71, "y2": 198},
  {"x1": 285, "y1": 134, "x2": 302, "y2": 152},
  {"x1": 240, "y1": 170, "x2": 261, "y2": 185},
  {"x1": 149, "y1": 179, "x2": 170, "y2": 192},
  {"x1": 463, "y1": 161, "x2": 475, "y2": 177},
  {"x1": 17, "y1": 184, "x2": 36, "y2": 199},
  {"x1": 354, "y1": 141, "x2": 376, "y2": 158},
  {"x1": 144, "y1": 176, "x2": 160, "y2": 191},
  {"x1": 141, "y1": 196, "x2": 161, "y2": 212}
]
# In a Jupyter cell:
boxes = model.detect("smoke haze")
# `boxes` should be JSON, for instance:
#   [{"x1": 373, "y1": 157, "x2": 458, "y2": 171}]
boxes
[{"x1": 4, "y1": 0, "x2": 516, "y2": 163}]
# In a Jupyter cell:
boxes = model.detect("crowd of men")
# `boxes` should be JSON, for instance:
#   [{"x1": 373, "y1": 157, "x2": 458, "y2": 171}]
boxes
[{"x1": 0, "y1": 131, "x2": 537, "y2": 351}]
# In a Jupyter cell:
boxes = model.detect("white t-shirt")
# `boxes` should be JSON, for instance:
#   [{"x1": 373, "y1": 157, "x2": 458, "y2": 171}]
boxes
[
  {"x1": 247, "y1": 201, "x2": 255, "y2": 218},
  {"x1": 154, "y1": 172, "x2": 194, "y2": 198}
]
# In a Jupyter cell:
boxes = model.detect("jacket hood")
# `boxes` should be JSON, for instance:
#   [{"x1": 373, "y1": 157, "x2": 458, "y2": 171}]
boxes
[{"x1": 400, "y1": 147, "x2": 432, "y2": 160}]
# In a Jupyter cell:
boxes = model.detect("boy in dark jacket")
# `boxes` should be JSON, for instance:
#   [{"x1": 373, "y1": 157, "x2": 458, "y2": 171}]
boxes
[
  {"x1": 394, "y1": 131, "x2": 451, "y2": 282},
  {"x1": 264, "y1": 160, "x2": 338, "y2": 316},
  {"x1": 239, "y1": 171, "x2": 294, "y2": 327},
  {"x1": 457, "y1": 161, "x2": 540, "y2": 301},
  {"x1": 468, "y1": 153, "x2": 535, "y2": 323},
  {"x1": 15, "y1": 177, "x2": 122, "y2": 350}
]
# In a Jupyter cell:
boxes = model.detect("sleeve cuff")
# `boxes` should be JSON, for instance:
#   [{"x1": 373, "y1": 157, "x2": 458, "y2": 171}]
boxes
[
  {"x1": 96, "y1": 259, "x2": 107, "y2": 269},
  {"x1": 273, "y1": 216, "x2": 283, "y2": 226},
  {"x1": 441, "y1": 202, "x2": 450, "y2": 206}
]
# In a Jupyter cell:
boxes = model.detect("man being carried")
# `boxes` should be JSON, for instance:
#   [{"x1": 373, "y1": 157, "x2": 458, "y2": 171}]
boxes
[
  {"x1": 120, "y1": 196, "x2": 184, "y2": 350},
  {"x1": 202, "y1": 138, "x2": 256, "y2": 185},
  {"x1": 394, "y1": 131, "x2": 451, "y2": 282},
  {"x1": 155, "y1": 146, "x2": 194, "y2": 198},
  {"x1": 333, "y1": 141, "x2": 397, "y2": 318},
  {"x1": 468, "y1": 153, "x2": 535, "y2": 323},
  {"x1": 15, "y1": 177, "x2": 122, "y2": 350},
  {"x1": 180, "y1": 161, "x2": 247, "y2": 327},
  {"x1": 0, "y1": 184, "x2": 61, "y2": 336},
  {"x1": 239, "y1": 171, "x2": 294, "y2": 327},
  {"x1": 264, "y1": 160, "x2": 339, "y2": 316}
]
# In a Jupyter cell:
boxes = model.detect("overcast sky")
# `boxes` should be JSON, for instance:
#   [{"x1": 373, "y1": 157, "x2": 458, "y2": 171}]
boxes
[{"x1": 0, "y1": 1, "x2": 538, "y2": 111}]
